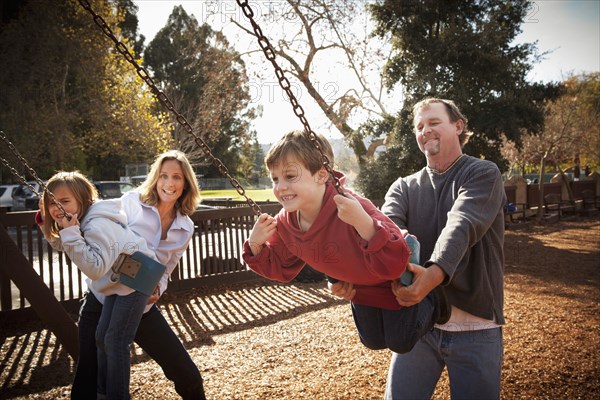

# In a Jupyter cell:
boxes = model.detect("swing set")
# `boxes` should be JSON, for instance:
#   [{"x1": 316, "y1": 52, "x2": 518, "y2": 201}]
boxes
[{"x1": 0, "y1": 0, "x2": 343, "y2": 361}]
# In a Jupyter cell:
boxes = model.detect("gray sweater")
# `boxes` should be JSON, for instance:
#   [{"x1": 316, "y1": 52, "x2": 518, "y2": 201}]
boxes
[{"x1": 382, "y1": 155, "x2": 506, "y2": 324}]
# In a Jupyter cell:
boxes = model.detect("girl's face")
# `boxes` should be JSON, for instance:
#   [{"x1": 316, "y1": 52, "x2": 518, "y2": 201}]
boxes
[
  {"x1": 156, "y1": 159, "x2": 186, "y2": 206},
  {"x1": 269, "y1": 156, "x2": 327, "y2": 214},
  {"x1": 47, "y1": 185, "x2": 82, "y2": 225}
]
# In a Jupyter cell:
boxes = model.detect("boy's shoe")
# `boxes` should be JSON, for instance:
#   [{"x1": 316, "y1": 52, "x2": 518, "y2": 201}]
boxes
[{"x1": 434, "y1": 287, "x2": 451, "y2": 325}]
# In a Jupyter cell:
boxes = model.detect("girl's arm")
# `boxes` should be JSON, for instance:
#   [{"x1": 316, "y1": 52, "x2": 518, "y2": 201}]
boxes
[
  {"x1": 60, "y1": 217, "x2": 138, "y2": 281},
  {"x1": 35, "y1": 210, "x2": 65, "y2": 252}
]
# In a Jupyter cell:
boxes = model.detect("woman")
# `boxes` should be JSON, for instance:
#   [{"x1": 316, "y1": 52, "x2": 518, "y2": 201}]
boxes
[{"x1": 71, "y1": 150, "x2": 206, "y2": 399}]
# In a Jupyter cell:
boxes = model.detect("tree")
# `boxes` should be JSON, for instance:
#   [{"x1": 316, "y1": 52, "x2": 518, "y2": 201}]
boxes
[
  {"x1": 232, "y1": 0, "x2": 397, "y2": 165},
  {"x1": 238, "y1": 139, "x2": 266, "y2": 187},
  {"x1": 500, "y1": 73, "x2": 600, "y2": 218},
  {"x1": 143, "y1": 6, "x2": 256, "y2": 178},
  {"x1": 0, "y1": 0, "x2": 171, "y2": 180},
  {"x1": 111, "y1": 0, "x2": 145, "y2": 56},
  {"x1": 357, "y1": 0, "x2": 559, "y2": 198}
]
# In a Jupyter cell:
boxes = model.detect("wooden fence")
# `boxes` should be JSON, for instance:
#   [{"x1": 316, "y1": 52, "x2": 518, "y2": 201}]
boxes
[
  {"x1": 505, "y1": 180, "x2": 597, "y2": 211},
  {"x1": 2, "y1": 180, "x2": 597, "y2": 319},
  {"x1": 0, "y1": 203, "x2": 282, "y2": 318}
]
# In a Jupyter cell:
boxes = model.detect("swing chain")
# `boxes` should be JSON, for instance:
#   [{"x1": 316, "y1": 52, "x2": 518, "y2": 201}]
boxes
[
  {"x1": 77, "y1": 0, "x2": 263, "y2": 217},
  {"x1": 235, "y1": 0, "x2": 344, "y2": 195},
  {"x1": 0, "y1": 131, "x2": 71, "y2": 219}
]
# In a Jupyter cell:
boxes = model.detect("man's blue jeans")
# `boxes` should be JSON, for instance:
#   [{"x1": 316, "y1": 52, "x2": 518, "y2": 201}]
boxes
[
  {"x1": 71, "y1": 291, "x2": 206, "y2": 400},
  {"x1": 96, "y1": 291, "x2": 148, "y2": 399},
  {"x1": 385, "y1": 327, "x2": 503, "y2": 400}
]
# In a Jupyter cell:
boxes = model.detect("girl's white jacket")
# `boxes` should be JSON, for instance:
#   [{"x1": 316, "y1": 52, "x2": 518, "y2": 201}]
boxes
[{"x1": 45, "y1": 199, "x2": 155, "y2": 297}]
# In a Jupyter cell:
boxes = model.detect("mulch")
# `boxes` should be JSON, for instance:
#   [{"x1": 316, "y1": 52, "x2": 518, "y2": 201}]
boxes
[{"x1": 1, "y1": 216, "x2": 599, "y2": 399}]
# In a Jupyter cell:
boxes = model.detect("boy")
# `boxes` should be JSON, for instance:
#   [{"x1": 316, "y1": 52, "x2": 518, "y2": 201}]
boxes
[{"x1": 242, "y1": 130, "x2": 448, "y2": 353}]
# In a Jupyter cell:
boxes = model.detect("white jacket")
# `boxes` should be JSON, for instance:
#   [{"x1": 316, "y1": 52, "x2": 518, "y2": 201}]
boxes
[{"x1": 51, "y1": 199, "x2": 155, "y2": 297}]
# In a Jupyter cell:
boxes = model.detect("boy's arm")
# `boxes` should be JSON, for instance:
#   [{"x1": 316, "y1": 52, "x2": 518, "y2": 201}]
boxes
[
  {"x1": 247, "y1": 213, "x2": 277, "y2": 255},
  {"x1": 333, "y1": 194, "x2": 376, "y2": 241},
  {"x1": 242, "y1": 214, "x2": 305, "y2": 282}
]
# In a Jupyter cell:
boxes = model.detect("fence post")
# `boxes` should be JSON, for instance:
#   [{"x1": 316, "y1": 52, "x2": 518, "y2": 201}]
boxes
[{"x1": 0, "y1": 225, "x2": 79, "y2": 361}]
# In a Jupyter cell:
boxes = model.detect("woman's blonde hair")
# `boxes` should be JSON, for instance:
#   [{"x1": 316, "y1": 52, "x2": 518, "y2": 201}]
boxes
[
  {"x1": 42, "y1": 171, "x2": 98, "y2": 239},
  {"x1": 265, "y1": 130, "x2": 334, "y2": 176},
  {"x1": 137, "y1": 150, "x2": 201, "y2": 216}
]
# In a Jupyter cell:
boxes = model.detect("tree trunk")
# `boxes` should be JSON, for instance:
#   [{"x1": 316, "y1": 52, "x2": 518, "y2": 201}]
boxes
[{"x1": 536, "y1": 157, "x2": 546, "y2": 220}]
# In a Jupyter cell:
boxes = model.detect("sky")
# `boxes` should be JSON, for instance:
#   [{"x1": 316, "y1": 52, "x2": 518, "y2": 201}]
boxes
[{"x1": 133, "y1": 0, "x2": 600, "y2": 144}]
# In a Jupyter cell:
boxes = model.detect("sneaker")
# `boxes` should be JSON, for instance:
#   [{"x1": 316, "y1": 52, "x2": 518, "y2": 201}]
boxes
[{"x1": 434, "y1": 287, "x2": 451, "y2": 325}]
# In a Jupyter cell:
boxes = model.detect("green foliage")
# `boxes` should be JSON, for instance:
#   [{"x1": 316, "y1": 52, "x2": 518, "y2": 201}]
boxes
[
  {"x1": 502, "y1": 73, "x2": 600, "y2": 174},
  {"x1": 201, "y1": 189, "x2": 275, "y2": 202},
  {"x1": 364, "y1": 0, "x2": 560, "y2": 192},
  {"x1": 0, "y1": 0, "x2": 171, "y2": 180},
  {"x1": 143, "y1": 6, "x2": 256, "y2": 178},
  {"x1": 356, "y1": 112, "x2": 425, "y2": 199}
]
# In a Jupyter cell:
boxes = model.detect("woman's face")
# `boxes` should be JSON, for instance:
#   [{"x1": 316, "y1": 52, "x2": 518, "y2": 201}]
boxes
[{"x1": 156, "y1": 159, "x2": 186, "y2": 206}]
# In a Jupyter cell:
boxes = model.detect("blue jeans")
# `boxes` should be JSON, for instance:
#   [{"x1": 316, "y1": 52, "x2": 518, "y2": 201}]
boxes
[
  {"x1": 384, "y1": 327, "x2": 503, "y2": 400},
  {"x1": 96, "y1": 292, "x2": 148, "y2": 399},
  {"x1": 71, "y1": 291, "x2": 206, "y2": 400},
  {"x1": 351, "y1": 291, "x2": 439, "y2": 354}
]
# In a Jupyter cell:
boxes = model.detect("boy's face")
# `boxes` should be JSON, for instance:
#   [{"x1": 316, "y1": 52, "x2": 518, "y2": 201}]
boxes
[{"x1": 268, "y1": 156, "x2": 327, "y2": 214}]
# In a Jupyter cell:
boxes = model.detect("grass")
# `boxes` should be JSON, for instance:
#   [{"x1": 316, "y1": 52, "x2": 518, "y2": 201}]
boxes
[{"x1": 200, "y1": 189, "x2": 276, "y2": 202}]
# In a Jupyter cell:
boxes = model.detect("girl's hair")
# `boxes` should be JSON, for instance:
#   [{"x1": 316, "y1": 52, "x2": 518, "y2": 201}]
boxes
[
  {"x1": 137, "y1": 150, "x2": 201, "y2": 216},
  {"x1": 265, "y1": 130, "x2": 334, "y2": 176},
  {"x1": 42, "y1": 171, "x2": 98, "y2": 239},
  {"x1": 412, "y1": 98, "x2": 474, "y2": 147}
]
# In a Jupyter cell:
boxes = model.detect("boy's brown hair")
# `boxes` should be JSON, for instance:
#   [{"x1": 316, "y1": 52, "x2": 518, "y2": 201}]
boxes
[{"x1": 265, "y1": 130, "x2": 335, "y2": 176}]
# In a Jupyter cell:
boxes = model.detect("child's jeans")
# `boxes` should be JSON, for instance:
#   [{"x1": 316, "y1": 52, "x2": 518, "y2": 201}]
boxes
[
  {"x1": 351, "y1": 291, "x2": 438, "y2": 354},
  {"x1": 96, "y1": 291, "x2": 148, "y2": 399}
]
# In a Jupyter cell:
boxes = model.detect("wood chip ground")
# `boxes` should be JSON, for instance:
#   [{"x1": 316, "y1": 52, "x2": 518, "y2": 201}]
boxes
[{"x1": 1, "y1": 216, "x2": 599, "y2": 399}]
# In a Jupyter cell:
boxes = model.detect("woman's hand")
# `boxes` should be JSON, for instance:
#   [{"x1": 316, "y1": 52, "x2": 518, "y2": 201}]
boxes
[
  {"x1": 248, "y1": 213, "x2": 277, "y2": 255},
  {"x1": 147, "y1": 284, "x2": 160, "y2": 304}
]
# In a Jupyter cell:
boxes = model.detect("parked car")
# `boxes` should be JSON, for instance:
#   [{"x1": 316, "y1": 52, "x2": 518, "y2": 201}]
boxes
[
  {"x1": 93, "y1": 181, "x2": 135, "y2": 199},
  {"x1": 0, "y1": 184, "x2": 19, "y2": 211},
  {"x1": 12, "y1": 181, "x2": 42, "y2": 211}
]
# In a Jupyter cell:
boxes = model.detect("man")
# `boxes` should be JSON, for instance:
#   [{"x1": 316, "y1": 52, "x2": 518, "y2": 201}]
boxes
[
  {"x1": 331, "y1": 97, "x2": 505, "y2": 399},
  {"x1": 382, "y1": 98, "x2": 505, "y2": 399}
]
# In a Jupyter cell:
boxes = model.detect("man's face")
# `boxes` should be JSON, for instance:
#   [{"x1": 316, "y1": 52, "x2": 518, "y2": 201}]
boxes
[{"x1": 414, "y1": 102, "x2": 463, "y2": 160}]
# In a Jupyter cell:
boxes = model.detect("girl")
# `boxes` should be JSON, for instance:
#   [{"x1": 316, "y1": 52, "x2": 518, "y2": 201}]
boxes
[{"x1": 39, "y1": 171, "x2": 161, "y2": 399}]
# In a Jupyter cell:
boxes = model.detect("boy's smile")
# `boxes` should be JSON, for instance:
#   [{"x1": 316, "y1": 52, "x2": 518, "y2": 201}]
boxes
[{"x1": 269, "y1": 156, "x2": 326, "y2": 219}]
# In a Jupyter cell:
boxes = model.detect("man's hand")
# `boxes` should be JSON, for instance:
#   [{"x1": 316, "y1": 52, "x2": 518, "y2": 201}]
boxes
[
  {"x1": 392, "y1": 263, "x2": 446, "y2": 307},
  {"x1": 328, "y1": 280, "x2": 356, "y2": 301}
]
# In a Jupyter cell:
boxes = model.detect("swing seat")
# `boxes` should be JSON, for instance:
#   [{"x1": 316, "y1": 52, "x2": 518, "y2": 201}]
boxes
[
  {"x1": 399, "y1": 234, "x2": 419, "y2": 286},
  {"x1": 110, "y1": 252, "x2": 166, "y2": 296}
]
